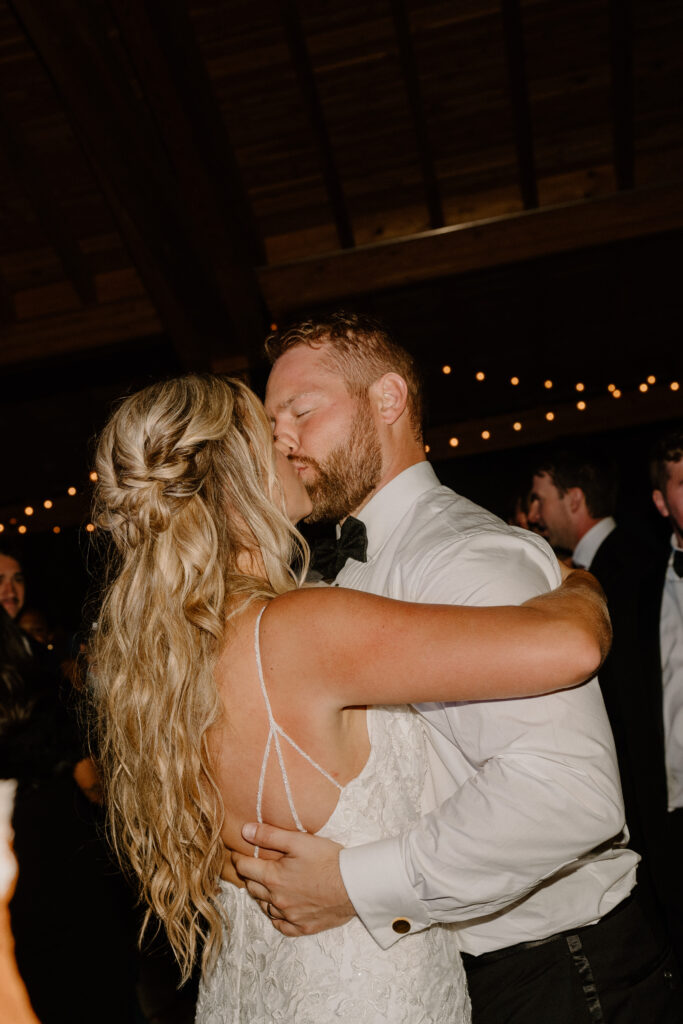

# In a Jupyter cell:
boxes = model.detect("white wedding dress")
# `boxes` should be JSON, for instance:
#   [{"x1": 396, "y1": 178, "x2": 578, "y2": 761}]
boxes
[{"x1": 195, "y1": 609, "x2": 470, "y2": 1024}]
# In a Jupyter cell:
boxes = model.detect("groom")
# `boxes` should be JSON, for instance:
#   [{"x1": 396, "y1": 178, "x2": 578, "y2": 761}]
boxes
[{"x1": 234, "y1": 311, "x2": 680, "y2": 1021}]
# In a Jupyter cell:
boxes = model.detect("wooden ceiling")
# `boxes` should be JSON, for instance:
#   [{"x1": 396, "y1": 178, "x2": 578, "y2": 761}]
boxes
[{"x1": 1, "y1": 0, "x2": 682, "y2": 528}]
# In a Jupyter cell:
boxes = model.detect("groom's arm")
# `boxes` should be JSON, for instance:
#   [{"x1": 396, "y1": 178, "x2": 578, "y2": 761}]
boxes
[{"x1": 234, "y1": 533, "x2": 625, "y2": 942}]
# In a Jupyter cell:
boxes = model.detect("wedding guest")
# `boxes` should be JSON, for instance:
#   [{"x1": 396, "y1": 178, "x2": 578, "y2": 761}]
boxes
[
  {"x1": 589, "y1": 429, "x2": 683, "y2": 971},
  {"x1": 0, "y1": 608, "x2": 141, "y2": 1024},
  {"x1": 0, "y1": 544, "x2": 25, "y2": 621},
  {"x1": 235, "y1": 312, "x2": 680, "y2": 1023},
  {"x1": 16, "y1": 608, "x2": 49, "y2": 647}
]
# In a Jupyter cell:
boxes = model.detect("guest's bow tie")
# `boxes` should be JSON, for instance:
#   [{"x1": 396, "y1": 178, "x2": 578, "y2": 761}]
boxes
[
  {"x1": 310, "y1": 516, "x2": 368, "y2": 582},
  {"x1": 673, "y1": 549, "x2": 683, "y2": 578}
]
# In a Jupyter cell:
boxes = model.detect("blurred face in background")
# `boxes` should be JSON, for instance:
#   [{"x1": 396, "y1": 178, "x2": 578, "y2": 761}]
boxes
[
  {"x1": 17, "y1": 608, "x2": 49, "y2": 646},
  {"x1": 0, "y1": 555, "x2": 25, "y2": 620},
  {"x1": 653, "y1": 457, "x2": 683, "y2": 548}
]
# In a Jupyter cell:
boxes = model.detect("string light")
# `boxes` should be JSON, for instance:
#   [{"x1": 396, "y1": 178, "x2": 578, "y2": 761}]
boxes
[
  {"x1": 449, "y1": 437, "x2": 459, "y2": 448},
  {"x1": 270, "y1": 323, "x2": 278, "y2": 332},
  {"x1": 424, "y1": 444, "x2": 431, "y2": 453},
  {"x1": 52, "y1": 526, "x2": 61, "y2": 534},
  {"x1": 639, "y1": 383, "x2": 648, "y2": 393},
  {"x1": 89, "y1": 471, "x2": 98, "y2": 482},
  {"x1": 545, "y1": 411, "x2": 555, "y2": 421},
  {"x1": 481, "y1": 430, "x2": 491, "y2": 440},
  {"x1": 575, "y1": 383, "x2": 585, "y2": 392},
  {"x1": 607, "y1": 384, "x2": 616, "y2": 392},
  {"x1": 475, "y1": 371, "x2": 485, "y2": 381},
  {"x1": 18, "y1": 525, "x2": 27, "y2": 534},
  {"x1": 510, "y1": 376, "x2": 519, "y2": 386},
  {"x1": 513, "y1": 421, "x2": 522, "y2": 431},
  {"x1": 612, "y1": 389, "x2": 622, "y2": 398},
  {"x1": 24, "y1": 506, "x2": 34, "y2": 516},
  {"x1": 544, "y1": 380, "x2": 553, "y2": 389},
  {"x1": 577, "y1": 401, "x2": 586, "y2": 411},
  {"x1": 442, "y1": 365, "x2": 452, "y2": 375},
  {"x1": 0, "y1": 524, "x2": 4, "y2": 533},
  {"x1": 67, "y1": 487, "x2": 77, "y2": 496},
  {"x1": 86, "y1": 523, "x2": 95, "y2": 533},
  {"x1": 43, "y1": 500, "x2": 53, "y2": 509},
  {"x1": 647, "y1": 375, "x2": 656, "y2": 384},
  {"x1": 671, "y1": 382, "x2": 680, "y2": 391}
]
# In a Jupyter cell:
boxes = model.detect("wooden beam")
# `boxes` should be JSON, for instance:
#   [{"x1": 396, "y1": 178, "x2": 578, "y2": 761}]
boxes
[
  {"x1": 0, "y1": 97, "x2": 96, "y2": 306},
  {"x1": 8, "y1": 0, "x2": 263, "y2": 369},
  {"x1": 501, "y1": 0, "x2": 537, "y2": 210},
  {"x1": 280, "y1": 0, "x2": 355, "y2": 250},
  {"x1": 609, "y1": 0, "x2": 635, "y2": 190},
  {"x1": 390, "y1": 0, "x2": 443, "y2": 229},
  {"x1": 258, "y1": 181, "x2": 683, "y2": 315}
]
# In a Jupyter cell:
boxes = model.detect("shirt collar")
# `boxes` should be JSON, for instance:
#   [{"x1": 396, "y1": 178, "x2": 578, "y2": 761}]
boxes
[
  {"x1": 572, "y1": 516, "x2": 617, "y2": 569},
  {"x1": 350, "y1": 461, "x2": 440, "y2": 560}
]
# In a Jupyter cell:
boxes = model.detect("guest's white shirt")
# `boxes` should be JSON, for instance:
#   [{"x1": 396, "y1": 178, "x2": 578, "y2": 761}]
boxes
[
  {"x1": 661, "y1": 538, "x2": 683, "y2": 811},
  {"x1": 337, "y1": 462, "x2": 637, "y2": 954},
  {"x1": 572, "y1": 516, "x2": 617, "y2": 570}
]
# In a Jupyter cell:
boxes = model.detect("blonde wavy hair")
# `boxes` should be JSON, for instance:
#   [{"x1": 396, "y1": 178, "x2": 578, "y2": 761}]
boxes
[{"x1": 89, "y1": 374, "x2": 308, "y2": 981}]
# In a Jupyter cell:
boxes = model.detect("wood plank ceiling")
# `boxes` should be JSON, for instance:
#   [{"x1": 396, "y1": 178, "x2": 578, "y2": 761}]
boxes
[{"x1": 0, "y1": 0, "x2": 682, "y2": 527}]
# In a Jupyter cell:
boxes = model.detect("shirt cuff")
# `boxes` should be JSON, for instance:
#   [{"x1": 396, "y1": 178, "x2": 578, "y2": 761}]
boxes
[{"x1": 339, "y1": 837, "x2": 432, "y2": 949}]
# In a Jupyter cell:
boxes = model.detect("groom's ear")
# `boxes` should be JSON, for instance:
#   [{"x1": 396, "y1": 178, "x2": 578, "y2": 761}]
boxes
[{"x1": 370, "y1": 373, "x2": 409, "y2": 425}]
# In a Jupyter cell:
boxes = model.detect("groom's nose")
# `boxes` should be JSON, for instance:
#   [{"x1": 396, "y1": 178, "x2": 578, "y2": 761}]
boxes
[{"x1": 273, "y1": 424, "x2": 297, "y2": 454}]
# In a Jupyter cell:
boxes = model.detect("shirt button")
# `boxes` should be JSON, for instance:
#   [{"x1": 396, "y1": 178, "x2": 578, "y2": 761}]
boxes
[{"x1": 392, "y1": 917, "x2": 411, "y2": 934}]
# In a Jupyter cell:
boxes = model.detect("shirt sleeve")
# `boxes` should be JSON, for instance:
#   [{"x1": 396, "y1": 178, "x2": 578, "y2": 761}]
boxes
[{"x1": 340, "y1": 530, "x2": 625, "y2": 949}]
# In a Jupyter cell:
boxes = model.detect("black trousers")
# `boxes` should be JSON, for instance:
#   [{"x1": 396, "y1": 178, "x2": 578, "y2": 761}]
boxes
[{"x1": 462, "y1": 892, "x2": 683, "y2": 1023}]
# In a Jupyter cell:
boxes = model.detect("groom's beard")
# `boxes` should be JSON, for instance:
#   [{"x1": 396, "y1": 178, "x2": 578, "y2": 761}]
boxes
[{"x1": 300, "y1": 403, "x2": 382, "y2": 523}]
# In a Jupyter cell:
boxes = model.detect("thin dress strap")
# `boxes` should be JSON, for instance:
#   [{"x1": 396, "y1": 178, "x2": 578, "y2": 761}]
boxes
[{"x1": 253, "y1": 605, "x2": 342, "y2": 857}]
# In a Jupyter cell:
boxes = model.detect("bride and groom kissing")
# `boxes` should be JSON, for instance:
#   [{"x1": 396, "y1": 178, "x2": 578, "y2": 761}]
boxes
[{"x1": 91, "y1": 311, "x2": 680, "y2": 1023}]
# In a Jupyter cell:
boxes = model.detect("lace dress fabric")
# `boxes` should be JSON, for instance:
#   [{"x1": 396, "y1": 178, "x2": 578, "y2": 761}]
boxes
[{"x1": 195, "y1": 610, "x2": 470, "y2": 1024}]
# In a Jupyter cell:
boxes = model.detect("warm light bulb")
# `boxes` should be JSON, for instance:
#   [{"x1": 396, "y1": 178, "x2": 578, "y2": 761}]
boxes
[
  {"x1": 607, "y1": 384, "x2": 616, "y2": 393},
  {"x1": 86, "y1": 523, "x2": 95, "y2": 533},
  {"x1": 67, "y1": 487, "x2": 77, "y2": 496},
  {"x1": 442, "y1": 365, "x2": 452, "y2": 375},
  {"x1": 89, "y1": 471, "x2": 98, "y2": 482},
  {"x1": 613, "y1": 389, "x2": 622, "y2": 398},
  {"x1": 639, "y1": 383, "x2": 648, "y2": 393},
  {"x1": 513, "y1": 421, "x2": 522, "y2": 431},
  {"x1": 647, "y1": 375, "x2": 656, "y2": 385},
  {"x1": 475, "y1": 371, "x2": 485, "y2": 381},
  {"x1": 53, "y1": 526, "x2": 61, "y2": 534},
  {"x1": 481, "y1": 430, "x2": 490, "y2": 440},
  {"x1": 270, "y1": 323, "x2": 278, "y2": 332},
  {"x1": 18, "y1": 525, "x2": 27, "y2": 534},
  {"x1": 545, "y1": 411, "x2": 555, "y2": 421},
  {"x1": 0, "y1": 524, "x2": 4, "y2": 533},
  {"x1": 43, "y1": 499, "x2": 53, "y2": 509},
  {"x1": 544, "y1": 380, "x2": 553, "y2": 389},
  {"x1": 575, "y1": 382, "x2": 585, "y2": 392},
  {"x1": 24, "y1": 506, "x2": 34, "y2": 516},
  {"x1": 576, "y1": 401, "x2": 586, "y2": 411},
  {"x1": 671, "y1": 381, "x2": 680, "y2": 391},
  {"x1": 510, "y1": 376, "x2": 519, "y2": 386},
  {"x1": 449, "y1": 437, "x2": 459, "y2": 448},
  {"x1": 424, "y1": 444, "x2": 431, "y2": 453}
]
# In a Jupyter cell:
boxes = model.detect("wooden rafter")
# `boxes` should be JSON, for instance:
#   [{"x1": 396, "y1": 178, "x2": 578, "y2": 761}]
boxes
[
  {"x1": 280, "y1": 0, "x2": 355, "y2": 250},
  {"x1": 501, "y1": 0, "x2": 538, "y2": 210},
  {"x1": 390, "y1": 0, "x2": 443, "y2": 229},
  {"x1": 609, "y1": 0, "x2": 635, "y2": 190},
  {"x1": 258, "y1": 182, "x2": 683, "y2": 315}
]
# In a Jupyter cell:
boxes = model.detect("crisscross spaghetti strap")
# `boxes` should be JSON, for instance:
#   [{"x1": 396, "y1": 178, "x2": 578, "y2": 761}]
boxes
[{"x1": 253, "y1": 605, "x2": 342, "y2": 857}]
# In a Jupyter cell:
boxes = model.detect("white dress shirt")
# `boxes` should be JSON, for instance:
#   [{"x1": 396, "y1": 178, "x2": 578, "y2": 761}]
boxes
[
  {"x1": 572, "y1": 516, "x2": 617, "y2": 570},
  {"x1": 661, "y1": 539, "x2": 683, "y2": 811},
  {"x1": 338, "y1": 462, "x2": 637, "y2": 954}
]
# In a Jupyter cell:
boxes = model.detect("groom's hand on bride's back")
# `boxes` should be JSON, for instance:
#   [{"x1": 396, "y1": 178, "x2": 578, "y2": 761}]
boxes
[{"x1": 229, "y1": 823, "x2": 354, "y2": 936}]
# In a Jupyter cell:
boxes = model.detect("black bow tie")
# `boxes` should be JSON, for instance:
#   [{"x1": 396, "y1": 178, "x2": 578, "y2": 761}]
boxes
[
  {"x1": 310, "y1": 516, "x2": 368, "y2": 582},
  {"x1": 673, "y1": 549, "x2": 683, "y2": 578}
]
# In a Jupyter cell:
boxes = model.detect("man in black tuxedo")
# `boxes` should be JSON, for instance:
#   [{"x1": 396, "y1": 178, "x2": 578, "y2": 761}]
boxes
[{"x1": 530, "y1": 437, "x2": 683, "y2": 973}]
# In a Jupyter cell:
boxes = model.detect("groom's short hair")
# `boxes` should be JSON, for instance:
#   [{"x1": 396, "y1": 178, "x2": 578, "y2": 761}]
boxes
[{"x1": 265, "y1": 310, "x2": 423, "y2": 440}]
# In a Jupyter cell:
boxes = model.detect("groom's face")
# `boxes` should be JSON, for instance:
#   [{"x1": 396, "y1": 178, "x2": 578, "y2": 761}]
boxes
[{"x1": 265, "y1": 343, "x2": 382, "y2": 522}]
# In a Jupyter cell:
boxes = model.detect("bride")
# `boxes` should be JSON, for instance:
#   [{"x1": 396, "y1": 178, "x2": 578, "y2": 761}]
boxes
[{"x1": 89, "y1": 375, "x2": 609, "y2": 1024}]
